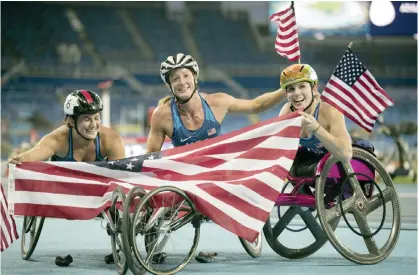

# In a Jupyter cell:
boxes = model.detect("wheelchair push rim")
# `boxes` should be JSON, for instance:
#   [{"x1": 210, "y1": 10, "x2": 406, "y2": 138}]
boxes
[
  {"x1": 121, "y1": 186, "x2": 147, "y2": 275},
  {"x1": 131, "y1": 185, "x2": 201, "y2": 275},
  {"x1": 109, "y1": 187, "x2": 129, "y2": 275},
  {"x1": 315, "y1": 147, "x2": 401, "y2": 265},
  {"x1": 238, "y1": 231, "x2": 263, "y2": 258},
  {"x1": 21, "y1": 216, "x2": 45, "y2": 260}
]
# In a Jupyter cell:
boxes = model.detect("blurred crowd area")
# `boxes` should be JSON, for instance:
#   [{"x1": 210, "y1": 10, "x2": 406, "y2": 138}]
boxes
[{"x1": 1, "y1": 1, "x2": 417, "y2": 179}]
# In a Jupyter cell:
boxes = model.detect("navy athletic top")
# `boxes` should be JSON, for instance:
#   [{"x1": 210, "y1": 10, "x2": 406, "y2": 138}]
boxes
[
  {"x1": 50, "y1": 128, "x2": 107, "y2": 161},
  {"x1": 170, "y1": 94, "x2": 222, "y2": 147},
  {"x1": 299, "y1": 103, "x2": 327, "y2": 155}
]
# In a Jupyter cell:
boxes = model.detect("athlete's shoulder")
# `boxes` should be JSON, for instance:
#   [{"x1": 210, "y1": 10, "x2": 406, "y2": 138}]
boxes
[
  {"x1": 319, "y1": 100, "x2": 341, "y2": 116},
  {"x1": 99, "y1": 126, "x2": 122, "y2": 140},
  {"x1": 48, "y1": 125, "x2": 68, "y2": 142},
  {"x1": 202, "y1": 92, "x2": 232, "y2": 107},
  {"x1": 153, "y1": 100, "x2": 173, "y2": 120},
  {"x1": 99, "y1": 126, "x2": 124, "y2": 148}
]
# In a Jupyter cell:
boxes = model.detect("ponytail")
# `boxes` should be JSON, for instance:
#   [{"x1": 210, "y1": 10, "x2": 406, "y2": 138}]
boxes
[{"x1": 158, "y1": 96, "x2": 172, "y2": 106}]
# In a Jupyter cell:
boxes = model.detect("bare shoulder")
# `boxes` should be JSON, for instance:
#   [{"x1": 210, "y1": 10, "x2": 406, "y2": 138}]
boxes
[
  {"x1": 279, "y1": 102, "x2": 292, "y2": 116},
  {"x1": 203, "y1": 92, "x2": 233, "y2": 107},
  {"x1": 320, "y1": 101, "x2": 343, "y2": 117},
  {"x1": 99, "y1": 126, "x2": 123, "y2": 141},
  {"x1": 47, "y1": 125, "x2": 68, "y2": 143},
  {"x1": 153, "y1": 99, "x2": 173, "y2": 120}
]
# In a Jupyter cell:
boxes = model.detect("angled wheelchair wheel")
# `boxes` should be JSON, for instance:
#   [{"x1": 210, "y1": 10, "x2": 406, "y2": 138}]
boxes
[
  {"x1": 21, "y1": 216, "x2": 45, "y2": 260},
  {"x1": 121, "y1": 186, "x2": 147, "y2": 275},
  {"x1": 263, "y1": 206, "x2": 340, "y2": 259},
  {"x1": 239, "y1": 232, "x2": 262, "y2": 258},
  {"x1": 131, "y1": 186, "x2": 200, "y2": 275},
  {"x1": 315, "y1": 147, "x2": 401, "y2": 265},
  {"x1": 109, "y1": 187, "x2": 128, "y2": 275}
]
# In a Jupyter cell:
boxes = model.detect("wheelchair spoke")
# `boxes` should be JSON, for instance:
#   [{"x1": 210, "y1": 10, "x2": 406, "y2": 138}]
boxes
[
  {"x1": 325, "y1": 196, "x2": 356, "y2": 224},
  {"x1": 352, "y1": 211, "x2": 379, "y2": 255},
  {"x1": 144, "y1": 207, "x2": 168, "y2": 232},
  {"x1": 272, "y1": 206, "x2": 299, "y2": 239},
  {"x1": 342, "y1": 163, "x2": 367, "y2": 200},
  {"x1": 366, "y1": 187, "x2": 395, "y2": 215},
  {"x1": 299, "y1": 209, "x2": 326, "y2": 241}
]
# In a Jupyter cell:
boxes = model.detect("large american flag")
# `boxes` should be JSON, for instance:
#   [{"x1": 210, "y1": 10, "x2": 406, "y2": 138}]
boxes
[
  {"x1": 322, "y1": 48, "x2": 394, "y2": 133},
  {"x1": 8, "y1": 113, "x2": 302, "y2": 242},
  {"x1": 269, "y1": 2, "x2": 301, "y2": 61},
  {"x1": 1, "y1": 185, "x2": 19, "y2": 252}
]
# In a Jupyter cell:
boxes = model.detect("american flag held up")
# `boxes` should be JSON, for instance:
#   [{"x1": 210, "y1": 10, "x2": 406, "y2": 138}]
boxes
[
  {"x1": 322, "y1": 47, "x2": 394, "y2": 133},
  {"x1": 8, "y1": 113, "x2": 303, "y2": 243},
  {"x1": 269, "y1": 2, "x2": 301, "y2": 61}
]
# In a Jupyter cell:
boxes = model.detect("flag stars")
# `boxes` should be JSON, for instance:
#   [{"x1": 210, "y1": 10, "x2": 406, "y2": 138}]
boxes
[
  {"x1": 148, "y1": 154, "x2": 155, "y2": 160},
  {"x1": 126, "y1": 162, "x2": 134, "y2": 170}
]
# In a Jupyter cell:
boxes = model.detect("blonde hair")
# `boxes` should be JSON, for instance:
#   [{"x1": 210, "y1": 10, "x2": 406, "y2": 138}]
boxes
[{"x1": 158, "y1": 96, "x2": 172, "y2": 106}]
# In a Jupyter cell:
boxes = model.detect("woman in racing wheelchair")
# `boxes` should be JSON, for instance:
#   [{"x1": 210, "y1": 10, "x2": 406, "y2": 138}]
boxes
[
  {"x1": 264, "y1": 64, "x2": 400, "y2": 265},
  {"x1": 278, "y1": 63, "x2": 374, "y2": 197}
]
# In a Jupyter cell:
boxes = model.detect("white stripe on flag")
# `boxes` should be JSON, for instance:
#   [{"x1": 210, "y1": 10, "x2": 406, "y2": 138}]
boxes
[{"x1": 321, "y1": 93, "x2": 374, "y2": 132}]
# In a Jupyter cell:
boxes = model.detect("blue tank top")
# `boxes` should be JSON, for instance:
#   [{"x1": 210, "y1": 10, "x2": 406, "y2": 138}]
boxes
[
  {"x1": 170, "y1": 94, "x2": 222, "y2": 147},
  {"x1": 50, "y1": 128, "x2": 107, "y2": 162},
  {"x1": 299, "y1": 103, "x2": 327, "y2": 155}
]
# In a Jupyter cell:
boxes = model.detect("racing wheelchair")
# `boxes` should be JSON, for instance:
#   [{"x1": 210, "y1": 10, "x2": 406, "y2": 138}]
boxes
[
  {"x1": 107, "y1": 138, "x2": 400, "y2": 275},
  {"x1": 18, "y1": 137, "x2": 400, "y2": 275},
  {"x1": 263, "y1": 137, "x2": 401, "y2": 264}
]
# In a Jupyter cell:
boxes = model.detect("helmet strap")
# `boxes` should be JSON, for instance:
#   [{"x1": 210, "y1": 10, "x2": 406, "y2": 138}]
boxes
[
  {"x1": 73, "y1": 116, "x2": 96, "y2": 141},
  {"x1": 169, "y1": 79, "x2": 198, "y2": 105}
]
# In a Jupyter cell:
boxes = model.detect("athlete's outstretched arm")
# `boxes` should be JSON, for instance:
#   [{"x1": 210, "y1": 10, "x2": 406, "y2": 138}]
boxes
[
  {"x1": 7, "y1": 134, "x2": 59, "y2": 164},
  {"x1": 215, "y1": 88, "x2": 286, "y2": 114},
  {"x1": 146, "y1": 107, "x2": 167, "y2": 153}
]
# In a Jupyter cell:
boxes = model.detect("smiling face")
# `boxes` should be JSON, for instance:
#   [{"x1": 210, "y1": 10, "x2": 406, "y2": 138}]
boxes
[
  {"x1": 76, "y1": 113, "x2": 101, "y2": 139},
  {"x1": 168, "y1": 67, "x2": 196, "y2": 100},
  {"x1": 285, "y1": 81, "x2": 318, "y2": 111}
]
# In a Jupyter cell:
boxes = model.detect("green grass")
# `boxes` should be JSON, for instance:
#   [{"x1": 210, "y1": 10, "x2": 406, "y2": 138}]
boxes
[{"x1": 393, "y1": 175, "x2": 417, "y2": 184}]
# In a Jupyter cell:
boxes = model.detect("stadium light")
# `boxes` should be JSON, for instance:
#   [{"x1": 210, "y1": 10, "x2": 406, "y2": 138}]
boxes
[{"x1": 369, "y1": 0, "x2": 396, "y2": 27}]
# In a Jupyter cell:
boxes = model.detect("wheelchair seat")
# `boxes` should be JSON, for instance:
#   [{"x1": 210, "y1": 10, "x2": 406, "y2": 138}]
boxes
[{"x1": 289, "y1": 136, "x2": 375, "y2": 178}]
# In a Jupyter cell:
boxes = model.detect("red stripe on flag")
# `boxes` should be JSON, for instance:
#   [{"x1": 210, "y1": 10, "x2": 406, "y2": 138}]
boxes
[
  {"x1": 14, "y1": 203, "x2": 110, "y2": 220},
  {"x1": 270, "y1": 3, "x2": 301, "y2": 61},
  {"x1": 14, "y1": 179, "x2": 110, "y2": 196},
  {"x1": 321, "y1": 94, "x2": 373, "y2": 132},
  {"x1": 1, "y1": 185, "x2": 19, "y2": 252},
  {"x1": 195, "y1": 183, "x2": 268, "y2": 221},
  {"x1": 327, "y1": 79, "x2": 378, "y2": 121},
  {"x1": 193, "y1": 196, "x2": 260, "y2": 243}
]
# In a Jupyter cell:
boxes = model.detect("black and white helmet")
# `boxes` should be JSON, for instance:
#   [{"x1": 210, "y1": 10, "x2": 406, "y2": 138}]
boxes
[{"x1": 160, "y1": 53, "x2": 199, "y2": 85}]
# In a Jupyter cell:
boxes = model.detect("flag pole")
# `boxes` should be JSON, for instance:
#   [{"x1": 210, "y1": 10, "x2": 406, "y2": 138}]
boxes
[{"x1": 290, "y1": 1, "x2": 301, "y2": 64}]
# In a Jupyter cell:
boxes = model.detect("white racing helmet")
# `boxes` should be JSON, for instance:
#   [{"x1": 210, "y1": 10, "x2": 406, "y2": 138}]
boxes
[{"x1": 160, "y1": 53, "x2": 199, "y2": 85}]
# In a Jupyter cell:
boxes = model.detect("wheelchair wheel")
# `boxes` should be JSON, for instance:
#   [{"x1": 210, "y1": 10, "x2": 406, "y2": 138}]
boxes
[
  {"x1": 121, "y1": 186, "x2": 147, "y2": 275},
  {"x1": 315, "y1": 147, "x2": 401, "y2": 265},
  {"x1": 238, "y1": 232, "x2": 262, "y2": 258},
  {"x1": 21, "y1": 216, "x2": 45, "y2": 260},
  {"x1": 131, "y1": 186, "x2": 200, "y2": 275},
  {"x1": 110, "y1": 187, "x2": 128, "y2": 275},
  {"x1": 263, "y1": 206, "x2": 340, "y2": 259}
]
